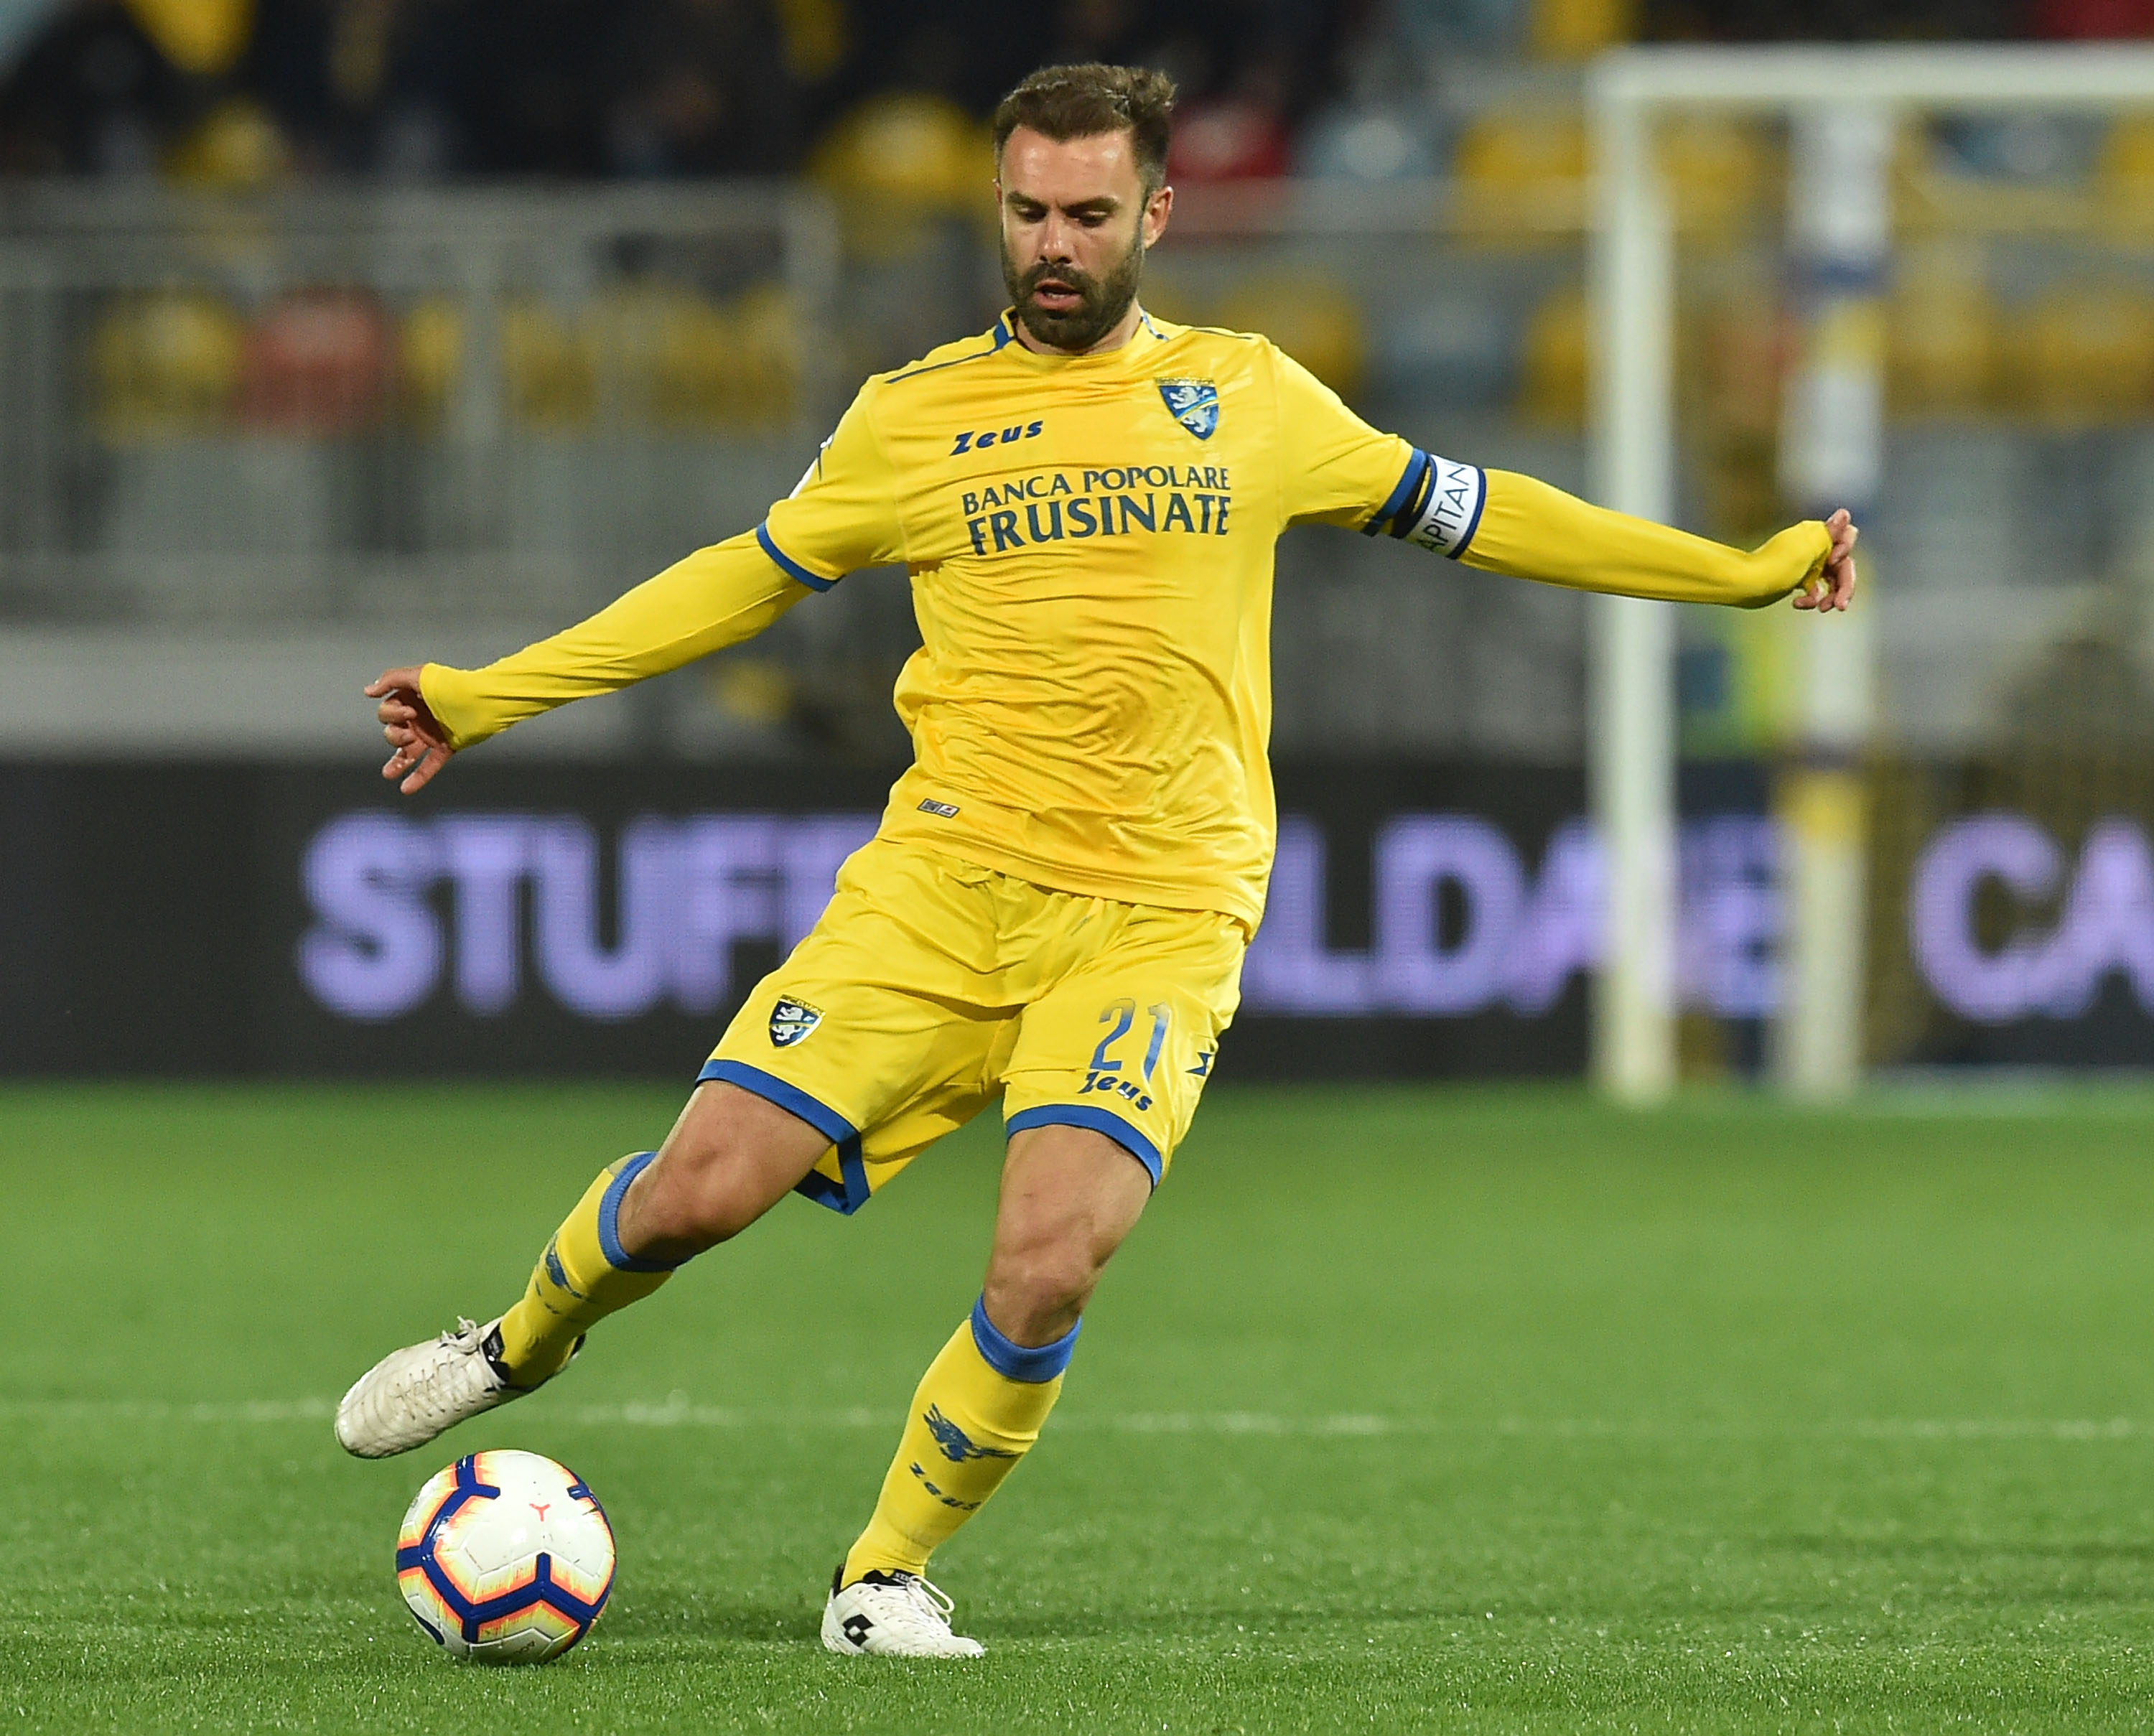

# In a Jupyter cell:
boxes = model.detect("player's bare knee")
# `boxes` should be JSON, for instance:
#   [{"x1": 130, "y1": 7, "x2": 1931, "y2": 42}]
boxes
[
  {"x1": 620, "y1": 1083, "x2": 826, "y2": 1259},
  {"x1": 982, "y1": 1243, "x2": 1101, "y2": 1343},
  {"x1": 625, "y1": 1148, "x2": 753, "y2": 1256}
]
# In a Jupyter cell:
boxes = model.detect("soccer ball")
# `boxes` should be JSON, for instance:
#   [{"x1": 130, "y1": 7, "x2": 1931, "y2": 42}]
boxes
[{"x1": 396, "y1": 1450, "x2": 615, "y2": 1663}]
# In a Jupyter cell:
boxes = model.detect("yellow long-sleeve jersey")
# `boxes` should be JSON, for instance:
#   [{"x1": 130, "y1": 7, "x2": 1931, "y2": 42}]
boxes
[{"x1": 422, "y1": 310, "x2": 1832, "y2": 928}]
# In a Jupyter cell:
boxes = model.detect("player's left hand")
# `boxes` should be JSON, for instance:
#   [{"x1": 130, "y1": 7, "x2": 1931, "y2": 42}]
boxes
[
  {"x1": 1795, "y1": 508, "x2": 1858, "y2": 613},
  {"x1": 365, "y1": 665, "x2": 454, "y2": 794}
]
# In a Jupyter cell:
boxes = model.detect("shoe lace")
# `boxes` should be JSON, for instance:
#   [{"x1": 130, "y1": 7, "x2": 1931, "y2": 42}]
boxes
[
  {"x1": 895, "y1": 1574, "x2": 958, "y2": 1628},
  {"x1": 383, "y1": 1319, "x2": 487, "y2": 1406},
  {"x1": 437, "y1": 1317, "x2": 482, "y2": 1352},
  {"x1": 382, "y1": 1320, "x2": 490, "y2": 1423},
  {"x1": 414, "y1": 1319, "x2": 483, "y2": 1383}
]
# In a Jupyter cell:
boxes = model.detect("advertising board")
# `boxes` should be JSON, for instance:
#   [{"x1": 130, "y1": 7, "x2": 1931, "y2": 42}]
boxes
[{"x1": 1, "y1": 760, "x2": 2146, "y2": 1076}]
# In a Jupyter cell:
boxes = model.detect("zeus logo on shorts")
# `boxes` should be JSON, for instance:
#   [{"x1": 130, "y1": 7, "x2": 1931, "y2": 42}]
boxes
[{"x1": 768, "y1": 997, "x2": 823, "y2": 1047}]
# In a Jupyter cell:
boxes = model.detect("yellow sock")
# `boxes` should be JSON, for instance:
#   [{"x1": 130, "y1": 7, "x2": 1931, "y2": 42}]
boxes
[
  {"x1": 493, "y1": 1152, "x2": 676, "y2": 1386},
  {"x1": 841, "y1": 1299, "x2": 1077, "y2": 1584}
]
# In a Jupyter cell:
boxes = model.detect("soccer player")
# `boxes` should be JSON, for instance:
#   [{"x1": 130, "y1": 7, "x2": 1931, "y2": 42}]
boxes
[{"x1": 336, "y1": 62, "x2": 1859, "y2": 1657}]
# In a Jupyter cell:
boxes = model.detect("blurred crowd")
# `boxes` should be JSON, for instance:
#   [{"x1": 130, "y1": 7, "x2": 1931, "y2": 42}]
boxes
[
  {"x1": 3, "y1": 0, "x2": 2150, "y2": 188},
  {"x1": 0, "y1": 0, "x2": 1354, "y2": 182}
]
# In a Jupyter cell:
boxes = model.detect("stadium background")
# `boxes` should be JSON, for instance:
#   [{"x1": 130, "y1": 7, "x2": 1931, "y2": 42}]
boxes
[
  {"x1": 4, "y1": 0, "x2": 2150, "y2": 1083},
  {"x1": 9, "y1": 5, "x2": 2154, "y2": 1731}
]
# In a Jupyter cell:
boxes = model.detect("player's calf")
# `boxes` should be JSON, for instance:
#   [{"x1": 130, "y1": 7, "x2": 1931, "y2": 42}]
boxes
[
  {"x1": 335, "y1": 1152, "x2": 670, "y2": 1459},
  {"x1": 978, "y1": 1120, "x2": 1153, "y2": 1343},
  {"x1": 334, "y1": 1087, "x2": 831, "y2": 1460},
  {"x1": 610, "y1": 1082, "x2": 831, "y2": 1264}
]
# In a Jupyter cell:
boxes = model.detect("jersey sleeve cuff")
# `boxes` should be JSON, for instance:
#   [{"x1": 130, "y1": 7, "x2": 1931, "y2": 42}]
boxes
[
  {"x1": 417, "y1": 662, "x2": 490, "y2": 752},
  {"x1": 755, "y1": 522, "x2": 839, "y2": 592}
]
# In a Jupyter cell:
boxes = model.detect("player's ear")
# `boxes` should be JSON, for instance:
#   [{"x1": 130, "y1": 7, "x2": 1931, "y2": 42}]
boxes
[{"x1": 1143, "y1": 183, "x2": 1172, "y2": 248}]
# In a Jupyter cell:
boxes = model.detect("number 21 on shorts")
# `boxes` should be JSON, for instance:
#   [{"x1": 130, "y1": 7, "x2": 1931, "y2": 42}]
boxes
[{"x1": 1081, "y1": 999, "x2": 1169, "y2": 1111}]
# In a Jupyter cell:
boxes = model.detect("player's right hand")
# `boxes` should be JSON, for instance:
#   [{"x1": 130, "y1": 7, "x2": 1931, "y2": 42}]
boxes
[
  {"x1": 1794, "y1": 508, "x2": 1858, "y2": 613},
  {"x1": 365, "y1": 666, "x2": 454, "y2": 794}
]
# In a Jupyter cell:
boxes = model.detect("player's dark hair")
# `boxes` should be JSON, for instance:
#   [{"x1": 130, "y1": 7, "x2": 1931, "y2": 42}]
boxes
[{"x1": 992, "y1": 63, "x2": 1177, "y2": 193}]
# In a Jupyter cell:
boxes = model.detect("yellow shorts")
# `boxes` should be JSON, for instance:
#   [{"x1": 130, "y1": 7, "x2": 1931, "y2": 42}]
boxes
[{"x1": 699, "y1": 838, "x2": 1246, "y2": 1214}]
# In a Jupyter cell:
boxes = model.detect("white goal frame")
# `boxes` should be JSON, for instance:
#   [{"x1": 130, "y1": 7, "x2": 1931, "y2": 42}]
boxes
[{"x1": 1586, "y1": 43, "x2": 2154, "y2": 1102}]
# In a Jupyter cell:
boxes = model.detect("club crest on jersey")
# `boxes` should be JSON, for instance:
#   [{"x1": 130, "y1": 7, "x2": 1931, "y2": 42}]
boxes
[
  {"x1": 1158, "y1": 378, "x2": 1219, "y2": 441},
  {"x1": 768, "y1": 997, "x2": 823, "y2": 1047}
]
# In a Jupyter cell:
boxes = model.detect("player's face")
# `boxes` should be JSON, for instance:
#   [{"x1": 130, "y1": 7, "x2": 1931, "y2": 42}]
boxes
[{"x1": 996, "y1": 126, "x2": 1172, "y2": 354}]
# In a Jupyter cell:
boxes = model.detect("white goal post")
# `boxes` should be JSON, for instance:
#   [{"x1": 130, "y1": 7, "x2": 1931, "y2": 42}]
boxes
[{"x1": 1586, "y1": 42, "x2": 2154, "y2": 1103}]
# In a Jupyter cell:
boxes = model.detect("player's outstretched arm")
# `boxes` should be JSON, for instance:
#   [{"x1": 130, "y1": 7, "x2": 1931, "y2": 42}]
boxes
[
  {"x1": 1461, "y1": 470, "x2": 1857, "y2": 612},
  {"x1": 363, "y1": 531, "x2": 811, "y2": 795}
]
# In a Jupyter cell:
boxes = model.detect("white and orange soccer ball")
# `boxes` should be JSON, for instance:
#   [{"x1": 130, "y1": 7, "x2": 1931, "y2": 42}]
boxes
[{"x1": 396, "y1": 1450, "x2": 615, "y2": 1663}]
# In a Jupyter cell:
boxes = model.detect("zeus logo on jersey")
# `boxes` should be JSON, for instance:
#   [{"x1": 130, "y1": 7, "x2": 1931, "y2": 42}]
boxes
[
  {"x1": 951, "y1": 420, "x2": 1044, "y2": 456},
  {"x1": 959, "y1": 465, "x2": 1234, "y2": 556},
  {"x1": 768, "y1": 997, "x2": 823, "y2": 1047}
]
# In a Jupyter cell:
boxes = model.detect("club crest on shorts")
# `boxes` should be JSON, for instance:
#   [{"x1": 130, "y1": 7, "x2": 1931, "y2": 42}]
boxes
[
  {"x1": 1158, "y1": 378, "x2": 1219, "y2": 440},
  {"x1": 768, "y1": 997, "x2": 823, "y2": 1047}
]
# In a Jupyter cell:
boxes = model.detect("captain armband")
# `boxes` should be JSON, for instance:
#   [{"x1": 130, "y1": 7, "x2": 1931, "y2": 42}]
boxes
[{"x1": 1363, "y1": 449, "x2": 1487, "y2": 559}]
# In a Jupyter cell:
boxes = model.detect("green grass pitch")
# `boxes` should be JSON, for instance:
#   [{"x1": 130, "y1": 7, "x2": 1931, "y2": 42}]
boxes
[{"x1": 9, "y1": 1080, "x2": 2154, "y2": 1732}]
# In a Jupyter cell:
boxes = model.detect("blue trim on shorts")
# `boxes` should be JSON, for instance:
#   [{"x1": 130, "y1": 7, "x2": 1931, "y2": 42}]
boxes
[
  {"x1": 969, "y1": 1295, "x2": 1081, "y2": 1383},
  {"x1": 597, "y1": 1152, "x2": 677, "y2": 1271},
  {"x1": 697, "y1": 1059, "x2": 871, "y2": 1215},
  {"x1": 1004, "y1": 1105, "x2": 1163, "y2": 1188}
]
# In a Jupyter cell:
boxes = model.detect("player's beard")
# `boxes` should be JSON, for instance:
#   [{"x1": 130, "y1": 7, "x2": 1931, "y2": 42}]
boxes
[{"x1": 1002, "y1": 225, "x2": 1147, "y2": 353}]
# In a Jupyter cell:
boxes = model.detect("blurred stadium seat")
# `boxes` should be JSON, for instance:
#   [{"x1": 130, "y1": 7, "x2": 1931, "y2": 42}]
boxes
[
  {"x1": 809, "y1": 92, "x2": 987, "y2": 213},
  {"x1": 396, "y1": 295, "x2": 462, "y2": 431},
  {"x1": 92, "y1": 289, "x2": 245, "y2": 442},
  {"x1": 1658, "y1": 117, "x2": 1774, "y2": 241},
  {"x1": 592, "y1": 280, "x2": 798, "y2": 431},
  {"x1": 1888, "y1": 243, "x2": 1997, "y2": 420},
  {"x1": 238, "y1": 289, "x2": 393, "y2": 437},
  {"x1": 121, "y1": 0, "x2": 252, "y2": 77},
  {"x1": 503, "y1": 301, "x2": 601, "y2": 434},
  {"x1": 1450, "y1": 108, "x2": 1587, "y2": 242},
  {"x1": 1167, "y1": 95, "x2": 1292, "y2": 184},
  {"x1": 2001, "y1": 277, "x2": 2154, "y2": 424},
  {"x1": 1214, "y1": 273, "x2": 1366, "y2": 398},
  {"x1": 1529, "y1": 0, "x2": 1636, "y2": 58},
  {"x1": 2099, "y1": 113, "x2": 2154, "y2": 235},
  {"x1": 1518, "y1": 284, "x2": 1588, "y2": 429},
  {"x1": 1294, "y1": 106, "x2": 1441, "y2": 183},
  {"x1": 162, "y1": 97, "x2": 292, "y2": 189}
]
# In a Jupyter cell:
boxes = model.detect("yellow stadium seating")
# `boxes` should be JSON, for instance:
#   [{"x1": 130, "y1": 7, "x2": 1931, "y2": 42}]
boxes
[{"x1": 91, "y1": 289, "x2": 245, "y2": 442}]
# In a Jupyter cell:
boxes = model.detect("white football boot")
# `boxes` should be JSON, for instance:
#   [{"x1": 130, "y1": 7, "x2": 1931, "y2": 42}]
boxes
[
  {"x1": 333, "y1": 1316, "x2": 559, "y2": 1459},
  {"x1": 821, "y1": 1568, "x2": 985, "y2": 1658}
]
